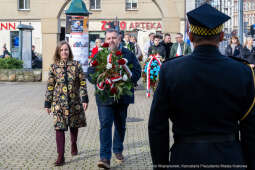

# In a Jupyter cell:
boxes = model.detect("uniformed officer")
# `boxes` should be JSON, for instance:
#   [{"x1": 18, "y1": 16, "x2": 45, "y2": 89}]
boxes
[{"x1": 148, "y1": 3, "x2": 255, "y2": 170}]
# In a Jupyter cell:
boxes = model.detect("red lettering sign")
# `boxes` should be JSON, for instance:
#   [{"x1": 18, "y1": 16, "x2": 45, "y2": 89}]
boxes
[
  {"x1": 101, "y1": 21, "x2": 107, "y2": 31},
  {"x1": 1, "y1": 23, "x2": 8, "y2": 30},
  {"x1": 9, "y1": 23, "x2": 16, "y2": 30},
  {"x1": 100, "y1": 21, "x2": 161, "y2": 31},
  {"x1": 119, "y1": 21, "x2": 126, "y2": 30},
  {"x1": 156, "y1": 22, "x2": 162, "y2": 29},
  {"x1": 129, "y1": 22, "x2": 135, "y2": 29},
  {"x1": 135, "y1": 22, "x2": 140, "y2": 29},
  {"x1": 146, "y1": 23, "x2": 150, "y2": 30},
  {"x1": 0, "y1": 22, "x2": 16, "y2": 31}
]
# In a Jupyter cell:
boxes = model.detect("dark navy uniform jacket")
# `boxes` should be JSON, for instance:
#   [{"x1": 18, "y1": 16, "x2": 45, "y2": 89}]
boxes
[
  {"x1": 87, "y1": 46, "x2": 141, "y2": 106},
  {"x1": 148, "y1": 45, "x2": 255, "y2": 170}
]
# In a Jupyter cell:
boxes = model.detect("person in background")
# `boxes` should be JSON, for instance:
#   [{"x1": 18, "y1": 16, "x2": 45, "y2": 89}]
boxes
[
  {"x1": 44, "y1": 41, "x2": 89, "y2": 166},
  {"x1": 121, "y1": 33, "x2": 135, "y2": 54},
  {"x1": 242, "y1": 37, "x2": 255, "y2": 68},
  {"x1": 1, "y1": 44, "x2": 11, "y2": 58},
  {"x1": 143, "y1": 32, "x2": 155, "y2": 57},
  {"x1": 32, "y1": 45, "x2": 42, "y2": 69},
  {"x1": 148, "y1": 35, "x2": 166, "y2": 59},
  {"x1": 225, "y1": 36, "x2": 242, "y2": 58},
  {"x1": 130, "y1": 36, "x2": 143, "y2": 61},
  {"x1": 90, "y1": 38, "x2": 102, "y2": 59},
  {"x1": 159, "y1": 33, "x2": 173, "y2": 60},
  {"x1": 170, "y1": 33, "x2": 192, "y2": 58}
]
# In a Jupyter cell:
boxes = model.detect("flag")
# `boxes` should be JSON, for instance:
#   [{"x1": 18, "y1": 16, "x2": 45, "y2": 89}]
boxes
[
  {"x1": 176, "y1": 43, "x2": 182, "y2": 57},
  {"x1": 184, "y1": 19, "x2": 191, "y2": 46}
]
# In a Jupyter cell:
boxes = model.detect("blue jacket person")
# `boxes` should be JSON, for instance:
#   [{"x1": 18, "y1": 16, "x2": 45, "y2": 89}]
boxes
[
  {"x1": 88, "y1": 29, "x2": 141, "y2": 169},
  {"x1": 148, "y1": 4, "x2": 255, "y2": 170}
]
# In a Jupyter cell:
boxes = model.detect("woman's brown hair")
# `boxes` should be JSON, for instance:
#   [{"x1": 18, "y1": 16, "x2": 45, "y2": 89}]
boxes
[
  {"x1": 229, "y1": 36, "x2": 240, "y2": 45},
  {"x1": 53, "y1": 41, "x2": 74, "y2": 63}
]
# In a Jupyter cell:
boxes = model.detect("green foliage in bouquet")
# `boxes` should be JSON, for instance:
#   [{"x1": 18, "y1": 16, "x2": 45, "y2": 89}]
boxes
[{"x1": 89, "y1": 44, "x2": 134, "y2": 102}]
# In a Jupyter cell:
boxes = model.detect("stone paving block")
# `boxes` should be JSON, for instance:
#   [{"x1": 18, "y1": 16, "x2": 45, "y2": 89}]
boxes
[{"x1": 0, "y1": 82, "x2": 173, "y2": 169}]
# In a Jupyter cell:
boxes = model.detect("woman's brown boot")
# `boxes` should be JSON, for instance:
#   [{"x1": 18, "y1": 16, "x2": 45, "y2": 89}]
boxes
[
  {"x1": 55, "y1": 130, "x2": 65, "y2": 166},
  {"x1": 70, "y1": 128, "x2": 78, "y2": 156}
]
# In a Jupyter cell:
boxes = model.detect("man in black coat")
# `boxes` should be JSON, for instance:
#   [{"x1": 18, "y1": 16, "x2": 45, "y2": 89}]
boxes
[
  {"x1": 159, "y1": 33, "x2": 173, "y2": 60},
  {"x1": 148, "y1": 4, "x2": 255, "y2": 170},
  {"x1": 88, "y1": 29, "x2": 141, "y2": 169},
  {"x1": 148, "y1": 35, "x2": 166, "y2": 59},
  {"x1": 121, "y1": 33, "x2": 135, "y2": 54}
]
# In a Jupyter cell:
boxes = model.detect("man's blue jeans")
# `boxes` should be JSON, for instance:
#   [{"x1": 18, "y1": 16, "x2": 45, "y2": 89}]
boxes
[{"x1": 97, "y1": 104, "x2": 129, "y2": 160}]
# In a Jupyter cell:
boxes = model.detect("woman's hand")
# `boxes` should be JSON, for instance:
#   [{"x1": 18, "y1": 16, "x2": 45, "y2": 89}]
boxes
[
  {"x1": 45, "y1": 108, "x2": 51, "y2": 115},
  {"x1": 82, "y1": 103, "x2": 88, "y2": 111},
  {"x1": 250, "y1": 64, "x2": 255, "y2": 68}
]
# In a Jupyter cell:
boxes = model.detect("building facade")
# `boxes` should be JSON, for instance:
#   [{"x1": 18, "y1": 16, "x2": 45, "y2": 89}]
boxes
[
  {"x1": 0, "y1": 0, "x2": 185, "y2": 81},
  {"x1": 233, "y1": 0, "x2": 255, "y2": 37},
  {"x1": 193, "y1": 0, "x2": 233, "y2": 38}
]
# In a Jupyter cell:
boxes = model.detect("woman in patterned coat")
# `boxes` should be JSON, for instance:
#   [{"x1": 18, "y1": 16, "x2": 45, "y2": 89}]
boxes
[{"x1": 44, "y1": 41, "x2": 89, "y2": 166}]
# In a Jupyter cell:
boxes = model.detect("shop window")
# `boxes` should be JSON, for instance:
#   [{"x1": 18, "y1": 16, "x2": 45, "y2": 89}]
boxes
[
  {"x1": 18, "y1": 0, "x2": 30, "y2": 10},
  {"x1": 126, "y1": 0, "x2": 137, "y2": 10},
  {"x1": 10, "y1": 31, "x2": 19, "y2": 59},
  {"x1": 90, "y1": 0, "x2": 101, "y2": 10}
]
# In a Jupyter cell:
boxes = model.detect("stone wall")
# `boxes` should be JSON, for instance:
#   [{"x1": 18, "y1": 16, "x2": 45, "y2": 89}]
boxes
[{"x1": 0, "y1": 69, "x2": 42, "y2": 82}]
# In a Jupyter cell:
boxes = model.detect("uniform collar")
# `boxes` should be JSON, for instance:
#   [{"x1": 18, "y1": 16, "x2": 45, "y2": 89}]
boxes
[{"x1": 192, "y1": 45, "x2": 222, "y2": 57}]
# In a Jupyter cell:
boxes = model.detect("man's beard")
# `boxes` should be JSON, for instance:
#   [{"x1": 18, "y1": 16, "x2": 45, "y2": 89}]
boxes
[{"x1": 109, "y1": 43, "x2": 119, "y2": 51}]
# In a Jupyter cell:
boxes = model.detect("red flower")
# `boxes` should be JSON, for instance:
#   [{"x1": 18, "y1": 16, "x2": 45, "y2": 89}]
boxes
[
  {"x1": 102, "y1": 43, "x2": 109, "y2": 48},
  {"x1": 118, "y1": 58, "x2": 126, "y2": 65},
  {"x1": 110, "y1": 87, "x2": 118, "y2": 94},
  {"x1": 92, "y1": 47, "x2": 98, "y2": 54},
  {"x1": 116, "y1": 50, "x2": 122, "y2": 56},
  {"x1": 89, "y1": 47, "x2": 99, "y2": 59},
  {"x1": 91, "y1": 60, "x2": 98, "y2": 67}
]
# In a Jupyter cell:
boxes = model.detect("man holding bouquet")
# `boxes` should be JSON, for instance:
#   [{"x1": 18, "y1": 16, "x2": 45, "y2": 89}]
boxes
[{"x1": 88, "y1": 29, "x2": 141, "y2": 169}]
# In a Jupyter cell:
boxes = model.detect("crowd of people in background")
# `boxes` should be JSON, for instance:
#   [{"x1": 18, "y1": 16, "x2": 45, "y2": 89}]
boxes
[
  {"x1": 225, "y1": 35, "x2": 255, "y2": 68},
  {"x1": 91, "y1": 31, "x2": 193, "y2": 63},
  {"x1": 91, "y1": 31, "x2": 255, "y2": 68}
]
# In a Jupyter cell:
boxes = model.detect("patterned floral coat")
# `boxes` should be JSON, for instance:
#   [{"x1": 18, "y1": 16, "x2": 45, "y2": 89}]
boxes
[{"x1": 44, "y1": 60, "x2": 89, "y2": 131}]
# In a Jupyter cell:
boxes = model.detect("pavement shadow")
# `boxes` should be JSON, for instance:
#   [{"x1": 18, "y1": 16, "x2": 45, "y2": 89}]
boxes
[
  {"x1": 110, "y1": 151, "x2": 153, "y2": 170},
  {"x1": 65, "y1": 149, "x2": 98, "y2": 164},
  {"x1": 124, "y1": 140, "x2": 150, "y2": 151}
]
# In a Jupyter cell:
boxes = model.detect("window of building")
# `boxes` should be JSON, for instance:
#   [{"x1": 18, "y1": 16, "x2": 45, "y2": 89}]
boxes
[
  {"x1": 243, "y1": 2, "x2": 247, "y2": 11},
  {"x1": 126, "y1": 0, "x2": 137, "y2": 10},
  {"x1": 18, "y1": 0, "x2": 30, "y2": 10},
  {"x1": 234, "y1": 2, "x2": 238, "y2": 12},
  {"x1": 90, "y1": 0, "x2": 101, "y2": 10},
  {"x1": 10, "y1": 31, "x2": 19, "y2": 58}
]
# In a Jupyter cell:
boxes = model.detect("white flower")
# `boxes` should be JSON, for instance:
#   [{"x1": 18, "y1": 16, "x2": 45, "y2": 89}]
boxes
[
  {"x1": 106, "y1": 63, "x2": 112, "y2": 70},
  {"x1": 122, "y1": 74, "x2": 128, "y2": 81},
  {"x1": 98, "y1": 47, "x2": 103, "y2": 51}
]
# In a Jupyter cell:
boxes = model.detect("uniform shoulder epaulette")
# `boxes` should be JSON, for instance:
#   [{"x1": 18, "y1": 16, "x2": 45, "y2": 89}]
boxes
[{"x1": 228, "y1": 56, "x2": 249, "y2": 65}]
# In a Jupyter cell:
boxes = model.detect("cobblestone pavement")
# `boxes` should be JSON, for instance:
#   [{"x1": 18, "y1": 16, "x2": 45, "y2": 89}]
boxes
[{"x1": 0, "y1": 82, "x2": 172, "y2": 170}]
